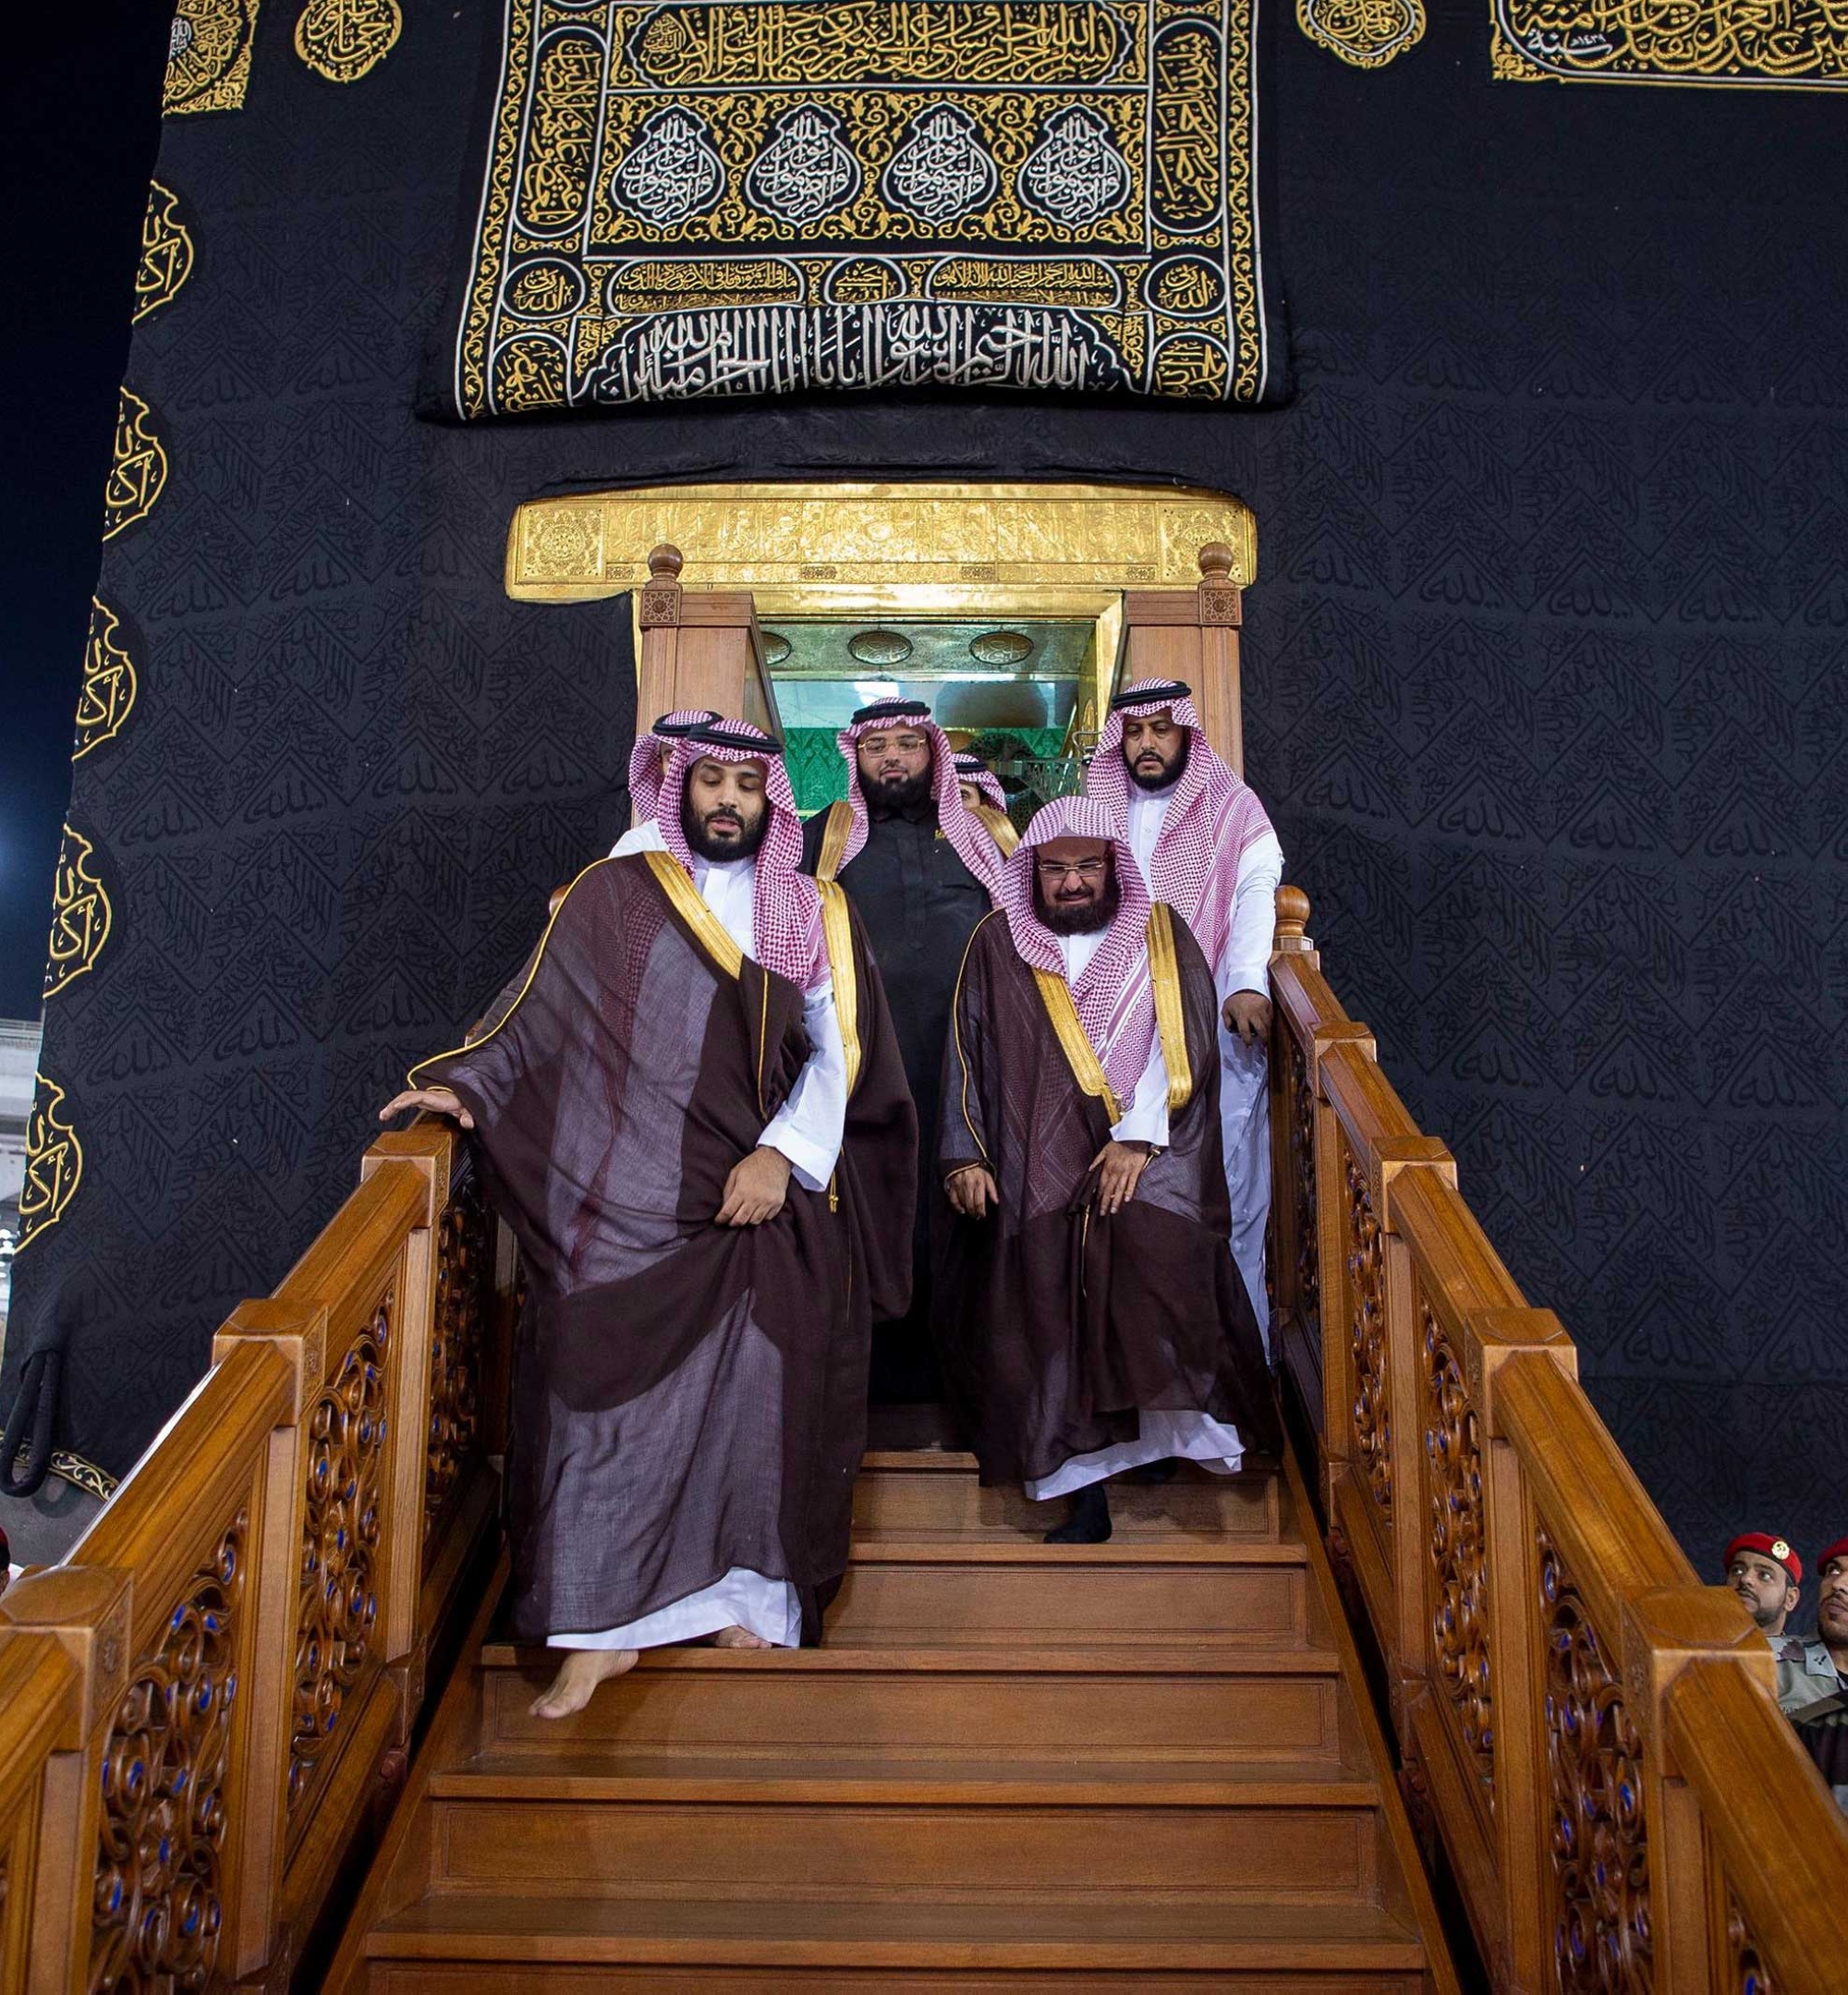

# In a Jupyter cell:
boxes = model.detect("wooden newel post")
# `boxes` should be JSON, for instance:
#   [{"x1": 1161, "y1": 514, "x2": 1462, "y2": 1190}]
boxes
[
  {"x1": 1117, "y1": 542, "x2": 1246, "y2": 772},
  {"x1": 634, "y1": 541, "x2": 780, "y2": 788},
  {"x1": 1272, "y1": 883, "x2": 1312, "y2": 956}
]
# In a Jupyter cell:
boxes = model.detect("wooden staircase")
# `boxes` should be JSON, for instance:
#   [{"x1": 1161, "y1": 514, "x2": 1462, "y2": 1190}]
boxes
[{"x1": 330, "y1": 1450, "x2": 1454, "y2": 1990}]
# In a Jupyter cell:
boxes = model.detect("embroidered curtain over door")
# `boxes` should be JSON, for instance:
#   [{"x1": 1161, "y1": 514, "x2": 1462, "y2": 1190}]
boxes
[{"x1": 443, "y1": 0, "x2": 1285, "y2": 415}]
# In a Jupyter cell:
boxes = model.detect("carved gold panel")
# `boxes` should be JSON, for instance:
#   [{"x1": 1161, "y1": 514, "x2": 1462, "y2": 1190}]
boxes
[{"x1": 506, "y1": 480, "x2": 1256, "y2": 616}]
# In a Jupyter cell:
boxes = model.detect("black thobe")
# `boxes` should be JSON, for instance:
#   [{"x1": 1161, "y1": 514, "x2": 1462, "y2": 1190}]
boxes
[{"x1": 801, "y1": 798, "x2": 993, "y2": 1397}]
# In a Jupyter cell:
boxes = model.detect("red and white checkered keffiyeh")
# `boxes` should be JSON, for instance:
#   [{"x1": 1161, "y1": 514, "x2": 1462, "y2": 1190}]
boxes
[
  {"x1": 658, "y1": 722, "x2": 828, "y2": 992},
  {"x1": 1085, "y1": 680, "x2": 1273, "y2": 974},
  {"x1": 832, "y1": 709, "x2": 1005, "y2": 898},
  {"x1": 953, "y1": 754, "x2": 1009, "y2": 813},
  {"x1": 1000, "y1": 795, "x2": 1157, "y2": 1105},
  {"x1": 627, "y1": 709, "x2": 722, "y2": 825}
]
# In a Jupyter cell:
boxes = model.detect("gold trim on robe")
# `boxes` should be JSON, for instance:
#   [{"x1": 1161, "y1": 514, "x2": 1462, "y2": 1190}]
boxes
[
  {"x1": 1145, "y1": 904, "x2": 1194, "y2": 1114},
  {"x1": 1030, "y1": 968, "x2": 1125, "y2": 1127},
  {"x1": 814, "y1": 799, "x2": 855, "y2": 882},
  {"x1": 817, "y1": 879, "x2": 862, "y2": 1101},
  {"x1": 642, "y1": 848, "x2": 745, "y2": 979},
  {"x1": 971, "y1": 800, "x2": 1019, "y2": 856}
]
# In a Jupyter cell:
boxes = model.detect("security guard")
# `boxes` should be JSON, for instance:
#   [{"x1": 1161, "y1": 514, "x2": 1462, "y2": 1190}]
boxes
[
  {"x1": 1724, "y1": 1531, "x2": 1802, "y2": 1639},
  {"x1": 1775, "y1": 1535, "x2": 1848, "y2": 1812}
]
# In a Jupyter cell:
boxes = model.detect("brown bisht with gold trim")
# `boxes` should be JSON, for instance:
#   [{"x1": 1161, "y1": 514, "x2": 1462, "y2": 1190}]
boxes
[
  {"x1": 934, "y1": 799, "x2": 1276, "y2": 1490},
  {"x1": 411, "y1": 847, "x2": 914, "y2": 1645}
]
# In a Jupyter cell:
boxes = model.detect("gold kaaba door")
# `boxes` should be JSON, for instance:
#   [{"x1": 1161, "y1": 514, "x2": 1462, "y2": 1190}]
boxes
[{"x1": 504, "y1": 481, "x2": 1256, "y2": 814}]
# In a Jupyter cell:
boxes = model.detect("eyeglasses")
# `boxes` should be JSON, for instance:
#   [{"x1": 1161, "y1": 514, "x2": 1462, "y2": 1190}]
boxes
[{"x1": 1035, "y1": 858, "x2": 1108, "y2": 882}]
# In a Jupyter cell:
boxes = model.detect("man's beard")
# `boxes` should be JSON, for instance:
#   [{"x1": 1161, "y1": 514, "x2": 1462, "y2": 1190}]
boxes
[
  {"x1": 1126, "y1": 732, "x2": 1190, "y2": 794},
  {"x1": 865, "y1": 766, "x2": 933, "y2": 813},
  {"x1": 681, "y1": 794, "x2": 769, "y2": 862},
  {"x1": 1036, "y1": 875, "x2": 1121, "y2": 936}
]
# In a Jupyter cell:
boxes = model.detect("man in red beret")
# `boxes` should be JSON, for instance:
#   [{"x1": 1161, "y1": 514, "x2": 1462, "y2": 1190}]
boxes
[
  {"x1": 1775, "y1": 1537, "x2": 1848, "y2": 1813},
  {"x1": 1725, "y1": 1532, "x2": 1802, "y2": 1640}
]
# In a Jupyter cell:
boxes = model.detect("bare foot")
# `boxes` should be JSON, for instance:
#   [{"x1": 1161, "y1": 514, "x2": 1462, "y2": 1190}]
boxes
[
  {"x1": 710, "y1": 1625, "x2": 772, "y2": 1649},
  {"x1": 529, "y1": 1647, "x2": 638, "y2": 1719}
]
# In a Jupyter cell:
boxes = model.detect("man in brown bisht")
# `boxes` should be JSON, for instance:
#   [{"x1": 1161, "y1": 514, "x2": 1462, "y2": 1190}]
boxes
[
  {"x1": 936, "y1": 795, "x2": 1277, "y2": 1543},
  {"x1": 382, "y1": 719, "x2": 915, "y2": 1715}
]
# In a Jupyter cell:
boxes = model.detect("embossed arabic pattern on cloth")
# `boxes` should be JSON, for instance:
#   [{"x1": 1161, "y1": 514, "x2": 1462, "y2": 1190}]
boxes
[
  {"x1": 444, "y1": 0, "x2": 1284, "y2": 413},
  {"x1": 1492, "y1": 0, "x2": 1848, "y2": 86}
]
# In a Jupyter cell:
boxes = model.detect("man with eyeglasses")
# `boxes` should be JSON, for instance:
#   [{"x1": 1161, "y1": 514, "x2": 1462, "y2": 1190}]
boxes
[
  {"x1": 802, "y1": 698, "x2": 1009, "y2": 1400},
  {"x1": 1086, "y1": 680, "x2": 1283, "y2": 1342},
  {"x1": 935, "y1": 796, "x2": 1277, "y2": 1542}
]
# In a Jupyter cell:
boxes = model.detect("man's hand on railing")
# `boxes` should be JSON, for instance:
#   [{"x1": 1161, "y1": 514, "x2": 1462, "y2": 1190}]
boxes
[
  {"x1": 1222, "y1": 991, "x2": 1272, "y2": 1047},
  {"x1": 378, "y1": 1087, "x2": 474, "y2": 1128}
]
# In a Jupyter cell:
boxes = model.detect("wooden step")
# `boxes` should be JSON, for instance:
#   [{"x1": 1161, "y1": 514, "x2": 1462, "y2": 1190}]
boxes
[
  {"x1": 434, "y1": 1752, "x2": 1380, "y2": 1806},
  {"x1": 365, "y1": 1889, "x2": 1429, "y2": 1976},
  {"x1": 474, "y1": 1648, "x2": 1348, "y2": 1765},
  {"x1": 826, "y1": 1538, "x2": 1311, "y2": 1648},
  {"x1": 421, "y1": 1794, "x2": 1389, "y2": 1900},
  {"x1": 852, "y1": 1455, "x2": 1284, "y2": 1541}
]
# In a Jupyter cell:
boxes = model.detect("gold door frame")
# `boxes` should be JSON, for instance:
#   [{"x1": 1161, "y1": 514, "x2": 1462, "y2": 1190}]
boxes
[{"x1": 504, "y1": 480, "x2": 1257, "y2": 731}]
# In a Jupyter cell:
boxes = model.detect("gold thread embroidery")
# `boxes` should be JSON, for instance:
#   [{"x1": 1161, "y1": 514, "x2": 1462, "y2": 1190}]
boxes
[
  {"x1": 134, "y1": 184, "x2": 195, "y2": 322},
  {"x1": 1031, "y1": 967, "x2": 1125, "y2": 1125},
  {"x1": 103, "y1": 391, "x2": 167, "y2": 541},
  {"x1": 643, "y1": 849, "x2": 746, "y2": 979},
  {"x1": 818, "y1": 879, "x2": 863, "y2": 1100},
  {"x1": 294, "y1": 0, "x2": 402, "y2": 84},
  {"x1": 756, "y1": 968, "x2": 771, "y2": 1119},
  {"x1": 19, "y1": 1074, "x2": 83, "y2": 1251},
  {"x1": 816, "y1": 799, "x2": 855, "y2": 882},
  {"x1": 165, "y1": 0, "x2": 261, "y2": 116},
  {"x1": 74, "y1": 599, "x2": 138, "y2": 760},
  {"x1": 43, "y1": 825, "x2": 112, "y2": 1001},
  {"x1": 407, "y1": 857, "x2": 616, "y2": 1085},
  {"x1": 1491, "y1": 0, "x2": 1848, "y2": 87},
  {"x1": 1297, "y1": 0, "x2": 1424, "y2": 68},
  {"x1": 1145, "y1": 904, "x2": 1193, "y2": 1113},
  {"x1": 454, "y1": 0, "x2": 1270, "y2": 415},
  {"x1": 971, "y1": 800, "x2": 1020, "y2": 856}
]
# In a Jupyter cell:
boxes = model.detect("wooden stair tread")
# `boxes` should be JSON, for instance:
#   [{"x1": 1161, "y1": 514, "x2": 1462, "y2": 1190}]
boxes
[
  {"x1": 476, "y1": 1641, "x2": 1340, "y2": 1674},
  {"x1": 846, "y1": 1535, "x2": 1305, "y2": 1563},
  {"x1": 434, "y1": 1751, "x2": 1378, "y2": 1806},
  {"x1": 369, "y1": 1890, "x2": 1428, "y2": 1969}
]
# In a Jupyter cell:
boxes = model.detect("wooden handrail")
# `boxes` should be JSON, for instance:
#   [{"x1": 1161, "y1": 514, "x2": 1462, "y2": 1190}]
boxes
[
  {"x1": 1270, "y1": 884, "x2": 1848, "y2": 1991},
  {"x1": 0, "y1": 1118, "x2": 510, "y2": 1991}
]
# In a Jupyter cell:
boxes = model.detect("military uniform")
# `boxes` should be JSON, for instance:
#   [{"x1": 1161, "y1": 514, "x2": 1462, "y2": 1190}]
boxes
[{"x1": 1775, "y1": 1636, "x2": 1848, "y2": 1811}]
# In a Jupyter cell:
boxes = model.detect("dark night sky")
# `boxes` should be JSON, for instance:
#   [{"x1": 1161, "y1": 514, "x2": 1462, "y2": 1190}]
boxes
[{"x1": 0, "y1": 6, "x2": 169, "y2": 1020}]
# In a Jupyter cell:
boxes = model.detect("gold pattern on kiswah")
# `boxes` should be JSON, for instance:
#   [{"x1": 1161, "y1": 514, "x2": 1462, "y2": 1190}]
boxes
[
  {"x1": 75, "y1": 599, "x2": 139, "y2": 760},
  {"x1": 295, "y1": 0, "x2": 403, "y2": 83},
  {"x1": 455, "y1": 0, "x2": 1271, "y2": 414},
  {"x1": 19, "y1": 1074, "x2": 83, "y2": 1251},
  {"x1": 102, "y1": 391, "x2": 167, "y2": 541},
  {"x1": 508, "y1": 480, "x2": 1258, "y2": 600},
  {"x1": 133, "y1": 184, "x2": 195, "y2": 323},
  {"x1": 164, "y1": 0, "x2": 261, "y2": 116},
  {"x1": 1492, "y1": 0, "x2": 1848, "y2": 87},
  {"x1": 1298, "y1": 0, "x2": 1425, "y2": 68},
  {"x1": 43, "y1": 825, "x2": 113, "y2": 1002}
]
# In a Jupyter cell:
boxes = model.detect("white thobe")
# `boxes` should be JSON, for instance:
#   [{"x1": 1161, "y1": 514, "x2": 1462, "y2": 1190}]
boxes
[
  {"x1": 550, "y1": 849, "x2": 845, "y2": 1655},
  {"x1": 1024, "y1": 925, "x2": 1245, "y2": 1502},
  {"x1": 1125, "y1": 789, "x2": 1284, "y2": 1344}
]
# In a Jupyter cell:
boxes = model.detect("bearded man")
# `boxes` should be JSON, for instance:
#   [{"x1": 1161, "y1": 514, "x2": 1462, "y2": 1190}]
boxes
[
  {"x1": 382, "y1": 720, "x2": 914, "y2": 1716},
  {"x1": 607, "y1": 707, "x2": 722, "y2": 856},
  {"x1": 801, "y1": 697, "x2": 1009, "y2": 1398},
  {"x1": 1725, "y1": 1532, "x2": 1802, "y2": 1641},
  {"x1": 935, "y1": 797, "x2": 1277, "y2": 1543},
  {"x1": 1778, "y1": 1537, "x2": 1848, "y2": 1812},
  {"x1": 1086, "y1": 680, "x2": 1283, "y2": 1336}
]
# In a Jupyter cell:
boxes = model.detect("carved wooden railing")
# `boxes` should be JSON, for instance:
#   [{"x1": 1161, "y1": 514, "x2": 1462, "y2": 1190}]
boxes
[
  {"x1": 1269, "y1": 883, "x2": 1848, "y2": 1993},
  {"x1": 0, "y1": 1122, "x2": 508, "y2": 1993}
]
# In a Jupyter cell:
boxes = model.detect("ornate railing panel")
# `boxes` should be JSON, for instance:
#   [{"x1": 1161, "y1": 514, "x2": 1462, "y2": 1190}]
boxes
[
  {"x1": 1270, "y1": 889, "x2": 1848, "y2": 1994},
  {"x1": 0, "y1": 1119, "x2": 511, "y2": 1989}
]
